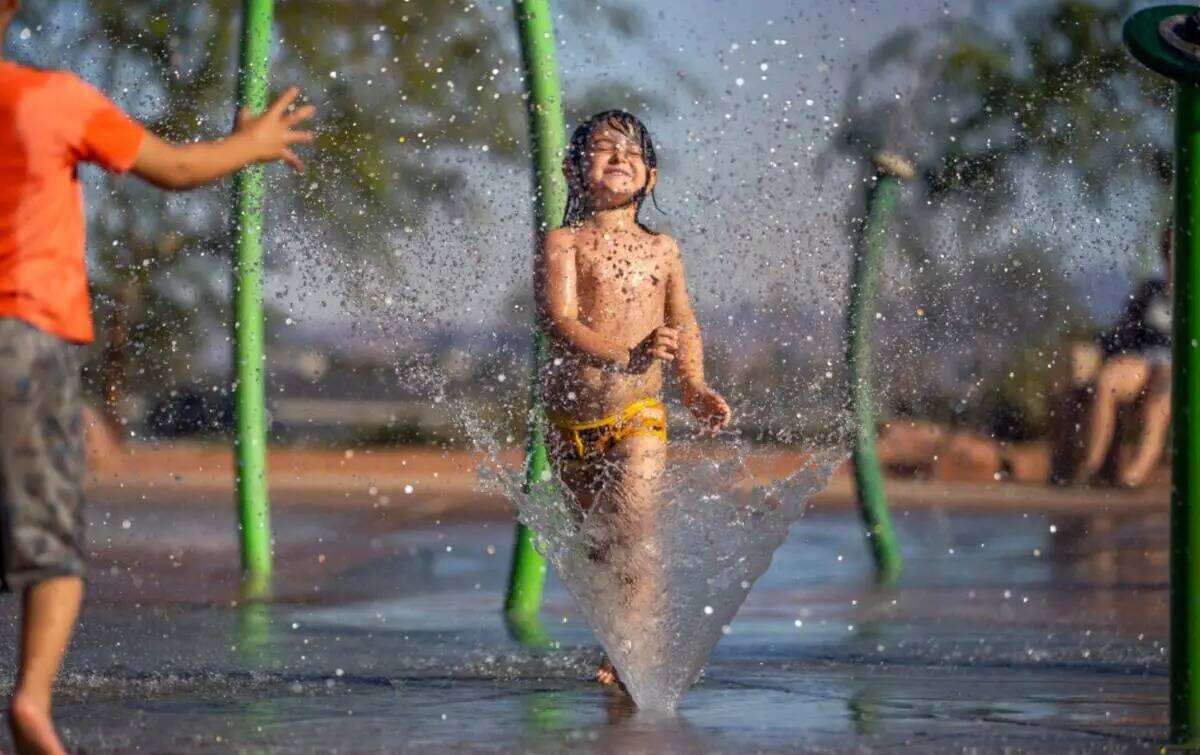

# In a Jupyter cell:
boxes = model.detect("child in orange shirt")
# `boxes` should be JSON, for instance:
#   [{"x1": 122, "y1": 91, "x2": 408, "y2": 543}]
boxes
[{"x1": 0, "y1": 1, "x2": 315, "y2": 751}]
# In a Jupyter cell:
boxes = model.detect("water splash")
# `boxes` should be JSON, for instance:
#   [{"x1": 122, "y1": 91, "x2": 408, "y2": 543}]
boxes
[{"x1": 483, "y1": 432, "x2": 845, "y2": 711}]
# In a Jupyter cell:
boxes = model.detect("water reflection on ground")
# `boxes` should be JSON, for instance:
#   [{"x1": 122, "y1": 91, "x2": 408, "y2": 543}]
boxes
[{"x1": 0, "y1": 498, "x2": 1169, "y2": 752}]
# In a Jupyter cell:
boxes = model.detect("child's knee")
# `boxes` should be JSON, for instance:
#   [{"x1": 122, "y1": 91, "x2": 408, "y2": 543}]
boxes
[
  {"x1": 1095, "y1": 359, "x2": 1145, "y2": 398},
  {"x1": 616, "y1": 437, "x2": 665, "y2": 477}
]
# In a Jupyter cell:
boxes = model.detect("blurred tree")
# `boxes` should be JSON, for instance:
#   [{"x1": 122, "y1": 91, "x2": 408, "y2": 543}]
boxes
[
  {"x1": 8, "y1": 0, "x2": 655, "y2": 428},
  {"x1": 838, "y1": 0, "x2": 1170, "y2": 222},
  {"x1": 832, "y1": 0, "x2": 1165, "y2": 435}
]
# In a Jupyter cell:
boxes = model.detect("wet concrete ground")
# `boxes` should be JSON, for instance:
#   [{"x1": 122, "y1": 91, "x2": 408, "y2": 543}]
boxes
[{"x1": 0, "y1": 497, "x2": 1170, "y2": 753}]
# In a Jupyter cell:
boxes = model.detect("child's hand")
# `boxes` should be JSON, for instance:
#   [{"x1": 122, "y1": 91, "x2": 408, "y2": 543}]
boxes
[
  {"x1": 683, "y1": 384, "x2": 732, "y2": 438},
  {"x1": 628, "y1": 326, "x2": 678, "y2": 373},
  {"x1": 235, "y1": 87, "x2": 316, "y2": 172}
]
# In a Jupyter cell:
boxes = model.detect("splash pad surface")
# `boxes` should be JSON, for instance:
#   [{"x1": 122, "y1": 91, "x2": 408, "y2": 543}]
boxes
[{"x1": 0, "y1": 495, "x2": 1167, "y2": 753}]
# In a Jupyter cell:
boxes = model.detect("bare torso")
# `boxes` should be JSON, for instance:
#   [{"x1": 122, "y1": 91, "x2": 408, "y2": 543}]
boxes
[{"x1": 540, "y1": 224, "x2": 676, "y2": 421}]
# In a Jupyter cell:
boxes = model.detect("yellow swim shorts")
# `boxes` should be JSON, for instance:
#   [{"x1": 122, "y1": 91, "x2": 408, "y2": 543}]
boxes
[{"x1": 547, "y1": 398, "x2": 668, "y2": 461}]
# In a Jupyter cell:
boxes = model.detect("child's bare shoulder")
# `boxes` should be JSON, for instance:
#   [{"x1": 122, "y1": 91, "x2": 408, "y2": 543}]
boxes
[
  {"x1": 543, "y1": 226, "x2": 581, "y2": 256},
  {"x1": 650, "y1": 231, "x2": 683, "y2": 262}
]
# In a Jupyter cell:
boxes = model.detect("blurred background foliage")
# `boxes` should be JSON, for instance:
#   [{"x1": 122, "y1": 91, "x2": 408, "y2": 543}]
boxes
[
  {"x1": 834, "y1": 0, "x2": 1171, "y2": 440},
  {"x1": 3, "y1": 0, "x2": 1176, "y2": 446}
]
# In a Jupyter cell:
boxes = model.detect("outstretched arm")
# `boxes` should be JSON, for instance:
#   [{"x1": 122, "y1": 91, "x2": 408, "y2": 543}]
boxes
[
  {"x1": 131, "y1": 87, "x2": 315, "y2": 191},
  {"x1": 666, "y1": 241, "x2": 732, "y2": 434}
]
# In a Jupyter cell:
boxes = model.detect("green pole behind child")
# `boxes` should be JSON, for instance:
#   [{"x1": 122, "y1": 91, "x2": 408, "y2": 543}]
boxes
[{"x1": 0, "y1": 2, "x2": 314, "y2": 751}]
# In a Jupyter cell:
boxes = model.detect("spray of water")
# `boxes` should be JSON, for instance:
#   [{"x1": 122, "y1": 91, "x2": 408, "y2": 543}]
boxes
[
  {"x1": 482, "y1": 427, "x2": 845, "y2": 711},
  {"x1": 298, "y1": 245, "x2": 852, "y2": 712}
]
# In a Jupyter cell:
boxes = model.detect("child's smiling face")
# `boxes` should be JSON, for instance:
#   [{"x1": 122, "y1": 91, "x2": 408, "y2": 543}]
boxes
[{"x1": 582, "y1": 122, "x2": 657, "y2": 211}]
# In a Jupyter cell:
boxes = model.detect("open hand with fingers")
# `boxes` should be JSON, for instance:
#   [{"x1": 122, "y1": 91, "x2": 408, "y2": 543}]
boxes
[
  {"x1": 683, "y1": 383, "x2": 732, "y2": 437},
  {"x1": 628, "y1": 326, "x2": 678, "y2": 373},
  {"x1": 235, "y1": 86, "x2": 316, "y2": 172}
]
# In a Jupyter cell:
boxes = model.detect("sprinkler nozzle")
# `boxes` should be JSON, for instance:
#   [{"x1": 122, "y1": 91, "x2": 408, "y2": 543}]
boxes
[
  {"x1": 1160, "y1": 11, "x2": 1200, "y2": 63},
  {"x1": 1183, "y1": 11, "x2": 1200, "y2": 46},
  {"x1": 871, "y1": 151, "x2": 915, "y2": 181}
]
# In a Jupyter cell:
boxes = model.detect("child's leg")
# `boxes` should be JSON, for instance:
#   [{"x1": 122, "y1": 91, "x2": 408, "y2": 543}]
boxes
[
  {"x1": 602, "y1": 433, "x2": 667, "y2": 679},
  {"x1": 550, "y1": 442, "x2": 624, "y2": 683},
  {"x1": 1076, "y1": 355, "x2": 1150, "y2": 483},
  {"x1": 0, "y1": 319, "x2": 88, "y2": 755},
  {"x1": 1119, "y1": 364, "x2": 1172, "y2": 488},
  {"x1": 553, "y1": 428, "x2": 667, "y2": 688},
  {"x1": 10, "y1": 576, "x2": 82, "y2": 755},
  {"x1": 551, "y1": 454, "x2": 624, "y2": 686},
  {"x1": 606, "y1": 433, "x2": 666, "y2": 567}
]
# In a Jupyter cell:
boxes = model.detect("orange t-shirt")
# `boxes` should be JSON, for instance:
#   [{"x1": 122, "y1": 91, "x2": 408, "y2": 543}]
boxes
[{"x1": 0, "y1": 62, "x2": 146, "y2": 344}]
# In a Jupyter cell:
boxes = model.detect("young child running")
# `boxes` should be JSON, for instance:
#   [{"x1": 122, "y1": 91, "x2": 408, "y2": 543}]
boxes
[
  {"x1": 0, "y1": 2, "x2": 315, "y2": 751},
  {"x1": 536, "y1": 110, "x2": 732, "y2": 687}
]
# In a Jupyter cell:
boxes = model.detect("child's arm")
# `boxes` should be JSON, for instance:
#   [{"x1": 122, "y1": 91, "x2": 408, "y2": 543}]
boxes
[
  {"x1": 130, "y1": 88, "x2": 314, "y2": 190},
  {"x1": 666, "y1": 240, "x2": 732, "y2": 434},
  {"x1": 539, "y1": 229, "x2": 676, "y2": 370},
  {"x1": 665, "y1": 241, "x2": 706, "y2": 390}
]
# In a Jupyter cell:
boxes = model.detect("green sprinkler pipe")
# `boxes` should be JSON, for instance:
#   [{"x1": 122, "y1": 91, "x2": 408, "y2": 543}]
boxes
[
  {"x1": 1125, "y1": 7, "x2": 1200, "y2": 746},
  {"x1": 844, "y1": 152, "x2": 909, "y2": 587},
  {"x1": 1171, "y1": 85, "x2": 1200, "y2": 743},
  {"x1": 233, "y1": 0, "x2": 274, "y2": 595},
  {"x1": 504, "y1": 0, "x2": 568, "y2": 636}
]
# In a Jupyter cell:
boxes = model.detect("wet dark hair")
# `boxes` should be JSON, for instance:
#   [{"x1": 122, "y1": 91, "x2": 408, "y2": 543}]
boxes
[{"x1": 562, "y1": 110, "x2": 663, "y2": 232}]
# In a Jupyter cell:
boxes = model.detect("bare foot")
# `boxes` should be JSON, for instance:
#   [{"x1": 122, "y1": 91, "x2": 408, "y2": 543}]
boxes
[{"x1": 8, "y1": 693, "x2": 66, "y2": 755}]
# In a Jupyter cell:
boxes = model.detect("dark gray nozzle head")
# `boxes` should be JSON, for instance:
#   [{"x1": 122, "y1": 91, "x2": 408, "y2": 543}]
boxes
[
  {"x1": 1160, "y1": 11, "x2": 1200, "y2": 63},
  {"x1": 1124, "y1": 5, "x2": 1200, "y2": 84},
  {"x1": 1183, "y1": 10, "x2": 1200, "y2": 44}
]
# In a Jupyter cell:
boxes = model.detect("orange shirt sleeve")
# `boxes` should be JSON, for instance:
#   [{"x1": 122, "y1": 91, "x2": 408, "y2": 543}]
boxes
[{"x1": 59, "y1": 73, "x2": 146, "y2": 173}]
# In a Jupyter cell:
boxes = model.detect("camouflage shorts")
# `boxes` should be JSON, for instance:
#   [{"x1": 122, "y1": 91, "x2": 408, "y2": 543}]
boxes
[{"x1": 0, "y1": 318, "x2": 86, "y2": 591}]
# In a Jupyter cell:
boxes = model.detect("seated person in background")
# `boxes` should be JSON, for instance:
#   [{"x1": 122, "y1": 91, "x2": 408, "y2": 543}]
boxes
[{"x1": 1071, "y1": 227, "x2": 1173, "y2": 488}]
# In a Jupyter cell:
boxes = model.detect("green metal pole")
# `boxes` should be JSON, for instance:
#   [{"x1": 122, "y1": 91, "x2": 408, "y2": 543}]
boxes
[
  {"x1": 844, "y1": 154, "x2": 907, "y2": 587},
  {"x1": 504, "y1": 0, "x2": 568, "y2": 641},
  {"x1": 507, "y1": 332, "x2": 551, "y2": 619},
  {"x1": 1171, "y1": 80, "x2": 1200, "y2": 747},
  {"x1": 233, "y1": 0, "x2": 274, "y2": 596},
  {"x1": 1124, "y1": 8, "x2": 1200, "y2": 745}
]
